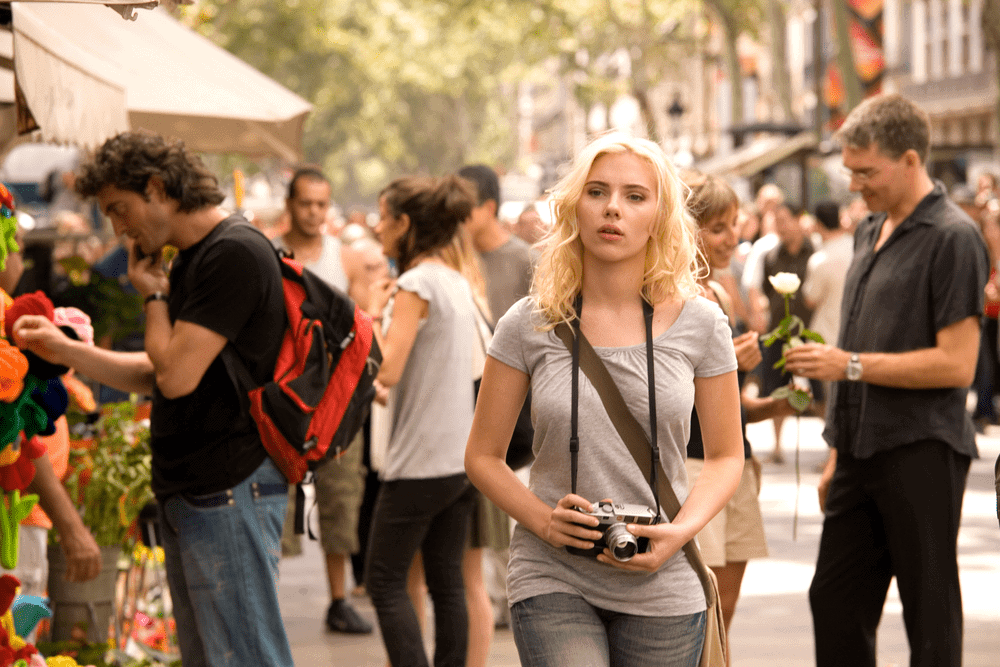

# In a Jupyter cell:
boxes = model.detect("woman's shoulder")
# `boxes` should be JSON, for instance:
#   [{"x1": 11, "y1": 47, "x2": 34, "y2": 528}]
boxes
[
  {"x1": 495, "y1": 296, "x2": 538, "y2": 331},
  {"x1": 398, "y1": 261, "x2": 463, "y2": 289},
  {"x1": 675, "y1": 294, "x2": 728, "y2": 333}
]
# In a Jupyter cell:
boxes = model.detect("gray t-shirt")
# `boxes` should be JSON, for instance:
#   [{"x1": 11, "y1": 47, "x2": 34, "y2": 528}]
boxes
[
  {"x1": 480, "y1": 235, "x2": 536, "y2": 324},
  {"x1": 489, "y1": 296, "x2": 737, "y2": 616},
  {"x1": 273, "y1": 234, "x2": 348, "y2": 291},
  {"x1": 384, "y1": 262, "x2": 477, "y2": 481}
]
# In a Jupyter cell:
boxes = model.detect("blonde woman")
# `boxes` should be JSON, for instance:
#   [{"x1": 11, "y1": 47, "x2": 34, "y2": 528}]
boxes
[{"x1": 465, "y1": 133, "x2": 744, "y2": 666}]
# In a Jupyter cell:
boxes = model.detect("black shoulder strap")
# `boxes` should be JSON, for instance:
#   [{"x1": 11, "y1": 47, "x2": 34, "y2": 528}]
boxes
[
  {"x1": 180, "y1": 216, "x2": 267, "y2": 403},
  {"x1": 553, "y1": 318, "x2": 718, "y2": 607}
]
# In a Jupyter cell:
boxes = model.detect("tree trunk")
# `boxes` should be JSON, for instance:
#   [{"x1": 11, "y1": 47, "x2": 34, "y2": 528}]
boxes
[
  {"x1": 768, "y1": 0, "x2": 795, "y2": 121},
  {"x1": 633, "y1": 86, "x2": 662, "y2": 144},
  {"x1": 705, "y1": 0, "x2": 746, "y2": 146},
  {"x1": 831, "y1": 0, "x2": 863, "y2": 111}
]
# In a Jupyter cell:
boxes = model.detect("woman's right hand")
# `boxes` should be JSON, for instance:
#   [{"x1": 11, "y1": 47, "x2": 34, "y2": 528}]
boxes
[
  {"x1": 539, "y1": 494, "x2": 604, "y2": 550},
  {"x1": 366, "y1": 277, "x2": 396, "y2": 317}
]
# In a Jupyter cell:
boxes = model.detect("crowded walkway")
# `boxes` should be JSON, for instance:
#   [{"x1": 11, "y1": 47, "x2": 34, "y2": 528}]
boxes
[{"x1": 278, "y1": 415, "x2": 1000, "y2": 667}]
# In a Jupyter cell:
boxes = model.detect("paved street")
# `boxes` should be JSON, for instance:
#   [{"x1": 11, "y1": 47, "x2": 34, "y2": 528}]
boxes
[{"x1": 278, "y1": 416, "x2": 1000, "y2": 666}]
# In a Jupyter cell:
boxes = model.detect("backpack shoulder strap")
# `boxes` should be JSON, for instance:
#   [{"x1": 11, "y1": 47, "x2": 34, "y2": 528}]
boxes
[{"x1": 180, "y1": 216, "x2": 270, "y2": 400}]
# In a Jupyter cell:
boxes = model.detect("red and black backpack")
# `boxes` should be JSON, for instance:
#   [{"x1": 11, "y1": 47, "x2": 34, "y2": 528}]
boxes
[{"x1": 185, "y1": 218, "x2": 381, "y2": 490}]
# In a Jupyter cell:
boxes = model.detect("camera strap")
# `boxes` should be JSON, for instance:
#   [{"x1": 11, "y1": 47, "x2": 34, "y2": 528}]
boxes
[
  {"x1": 565, "y1": 294, "x2": 660, "y2": 515},
  {"x1": 554, "y1": 299, "x2": 719, "y2": 609}
]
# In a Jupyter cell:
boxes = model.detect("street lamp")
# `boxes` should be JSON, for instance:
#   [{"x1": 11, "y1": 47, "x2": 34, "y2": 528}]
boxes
[
  {"x1": 667, "y1": 93, "x2": 686, "y2": 139},
  {"x1": 667, "y1": 93, "x2": 692, "y2": 167}
]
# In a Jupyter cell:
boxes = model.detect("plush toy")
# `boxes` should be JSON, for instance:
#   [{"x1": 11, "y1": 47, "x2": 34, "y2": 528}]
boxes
[
  {"x1": 10, "y1": 595, "x2": 50, "y2": 640},
  {"x1": 0, "y1": 575, "x2": 37, "y2": 664},
  {"x1": 0, "y1": 339, "x2": 28, "y2": 403}
]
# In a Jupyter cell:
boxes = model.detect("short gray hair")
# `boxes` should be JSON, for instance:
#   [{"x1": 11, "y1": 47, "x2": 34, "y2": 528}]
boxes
[{"x1": 835, "y1": 94, "x2": 931, "y2": 164}]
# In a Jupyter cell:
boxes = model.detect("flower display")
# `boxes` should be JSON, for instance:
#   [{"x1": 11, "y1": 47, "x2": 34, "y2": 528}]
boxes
[
  {"x1": 62, "y1": 403, "x2": 153, "y2": 548},
  {"x1": 0, "y1": 184, "x2": 18, "y2": 273}
]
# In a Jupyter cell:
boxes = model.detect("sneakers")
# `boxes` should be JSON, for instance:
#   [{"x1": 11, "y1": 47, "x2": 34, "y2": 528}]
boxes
[{"x1": 325, "y1": 598, "x2": 373, "y2": 634}]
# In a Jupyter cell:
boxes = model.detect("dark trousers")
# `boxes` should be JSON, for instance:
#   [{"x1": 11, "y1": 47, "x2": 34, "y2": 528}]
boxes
[
  {"x1": 973, "y1": 317, "x2": 999, "y2": 420},
  {"x1": 365, "y1": 473, "x2": 477, "y2": 667},
  {"x1": 809, "y1": 441, "x2": 970, "y2": 667}
]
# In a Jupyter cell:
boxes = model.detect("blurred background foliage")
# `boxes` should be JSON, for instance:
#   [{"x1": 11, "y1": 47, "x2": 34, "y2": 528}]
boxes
[{"x1": 178, "y1": 0, "x2": 762, "y2": 204}]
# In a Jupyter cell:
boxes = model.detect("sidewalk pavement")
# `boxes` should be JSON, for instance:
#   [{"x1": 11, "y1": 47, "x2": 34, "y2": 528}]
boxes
[{"x1": 278, "y1": 416, "x2": 1000, "y2": 666}]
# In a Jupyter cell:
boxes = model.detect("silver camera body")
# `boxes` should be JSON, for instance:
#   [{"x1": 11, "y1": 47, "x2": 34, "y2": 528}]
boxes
[{"x1": 566, "y1": 501, "x2": 660, "y2": 562}]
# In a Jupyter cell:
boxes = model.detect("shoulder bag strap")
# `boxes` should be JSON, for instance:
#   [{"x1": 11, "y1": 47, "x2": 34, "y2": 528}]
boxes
[{"x1": 553, "y1": 321, "x2": 718, "y2": 607}]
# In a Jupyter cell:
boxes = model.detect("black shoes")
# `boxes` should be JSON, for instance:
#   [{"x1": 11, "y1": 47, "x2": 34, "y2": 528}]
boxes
[{"x1": 325, "y1": 598, "x2": 373, "y2": 634}]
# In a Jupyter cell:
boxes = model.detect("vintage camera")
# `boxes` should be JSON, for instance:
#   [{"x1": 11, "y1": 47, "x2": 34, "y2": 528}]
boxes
[{"x1": 566, "y1": 501, "x2": 660, "y2": 562}]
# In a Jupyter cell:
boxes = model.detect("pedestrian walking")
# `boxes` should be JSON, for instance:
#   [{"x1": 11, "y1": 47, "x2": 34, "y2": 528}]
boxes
[{"x1": 465, "y1": 132, "x2": 744, "y2": 667}]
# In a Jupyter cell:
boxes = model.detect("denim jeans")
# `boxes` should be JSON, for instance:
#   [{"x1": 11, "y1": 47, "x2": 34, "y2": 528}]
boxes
[
  {"x1": 160, "y1": 457, "x2": 293, "y2": 667},
  {"x1": 364, "y1": 473, "x2": 477, "y2": 667},
  {"x1": 511, "y1": 593, "x2": 706, "y2": 667}
]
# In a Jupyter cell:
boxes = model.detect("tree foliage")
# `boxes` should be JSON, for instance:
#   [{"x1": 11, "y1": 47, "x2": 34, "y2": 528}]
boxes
[
  {"x1": 179, "y1": 0, "x2": 762, "y2": 203},
  {"x1": 181, "y1": 0, "x2": 552, "y2": 203}
]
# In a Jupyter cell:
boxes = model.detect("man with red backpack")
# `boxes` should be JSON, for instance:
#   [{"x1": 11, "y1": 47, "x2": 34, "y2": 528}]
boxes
[{"x1": 12, "y1": 131, "x2": 294, "y2": 667}]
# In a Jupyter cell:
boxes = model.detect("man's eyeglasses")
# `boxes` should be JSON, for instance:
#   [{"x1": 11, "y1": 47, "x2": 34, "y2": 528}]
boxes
[{"x1": 840, "y1": 166, "x2": 880, "y2": 184}]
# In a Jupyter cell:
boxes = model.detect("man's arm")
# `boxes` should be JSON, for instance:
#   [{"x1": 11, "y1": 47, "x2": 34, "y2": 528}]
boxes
[
  {"x1": 142, "y1": 301, "x2": 227, "y2": 399},
  {"x1": 784, "y1": 315, "x2": 980, "y2": 389},
  {"x1": 13, "y1": 316, "x2": 155, "y2": 395},
  {"x1": 27, "y1": 454, "x2": 101, "y2": 582}
]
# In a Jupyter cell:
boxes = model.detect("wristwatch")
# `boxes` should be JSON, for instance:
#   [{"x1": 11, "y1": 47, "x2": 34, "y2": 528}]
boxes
[{"x1": 845, "y1": 353, "x2": 863, "y2": 381}]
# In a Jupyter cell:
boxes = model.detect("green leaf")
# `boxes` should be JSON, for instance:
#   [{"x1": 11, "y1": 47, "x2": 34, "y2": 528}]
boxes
[
  {"x1": 772, "y1": 356, "x2": 787, "y2": 370},
  {"x1": 801, "y1": 329, "x2": 826, "y2": 344},
  {"x1": 788, "y1": 388, "x2": 812, "y2": 412}
]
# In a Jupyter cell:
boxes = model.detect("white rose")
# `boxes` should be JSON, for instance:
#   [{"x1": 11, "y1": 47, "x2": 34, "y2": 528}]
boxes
[{"x1": 768, "y1": 272, "x2": 801, "y2": 296}]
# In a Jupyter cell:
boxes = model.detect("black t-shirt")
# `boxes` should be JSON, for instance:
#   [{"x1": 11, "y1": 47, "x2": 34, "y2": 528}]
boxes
[
  {"x1": 827, "y1": 182, "x2": 988, "y2": 459},
  {"x1": 150, "y1": 216, "x2": 284, "y2": 498}
]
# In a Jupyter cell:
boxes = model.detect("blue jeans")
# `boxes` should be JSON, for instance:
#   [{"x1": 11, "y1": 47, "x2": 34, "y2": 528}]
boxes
[
  {"x1": 364, "y1": 473, "x2": 477, "y2": 667},
  {"x1": 511, "y1": 593, "x2": 706, "y2": 667},
  {"x1": 159, "y1": 457, "x2": 293, "y2": 667}
]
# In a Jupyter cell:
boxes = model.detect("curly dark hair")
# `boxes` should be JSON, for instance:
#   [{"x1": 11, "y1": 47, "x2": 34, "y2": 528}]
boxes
[
  {"x1": 380, "y1": 175, "x2": 476, "y2": 272},
  {"x1": 75, "y1": 131, "x2": 224, "y2": 212}
]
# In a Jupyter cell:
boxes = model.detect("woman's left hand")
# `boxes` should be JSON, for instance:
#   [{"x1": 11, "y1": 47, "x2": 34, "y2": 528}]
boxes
[
  {"x1": 595, "y1": 521, "x2": 689, "y2": 572},
  {"x1": 732, "y1": 331, "x2": 761, "y2": 372}
]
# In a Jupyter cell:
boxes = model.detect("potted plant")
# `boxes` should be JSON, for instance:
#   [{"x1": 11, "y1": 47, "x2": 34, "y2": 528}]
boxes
[{"x1": 45, "y1": 401, "x2": 153, "y2": 649}]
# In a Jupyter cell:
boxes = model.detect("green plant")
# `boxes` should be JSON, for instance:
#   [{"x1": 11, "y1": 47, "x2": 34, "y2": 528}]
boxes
[
  {"x1": 762, "y1": 271, "x2": 825, "y2": 411},
  {"x1": 61, "y1": 402, "x2": 153, "y2": 548}
]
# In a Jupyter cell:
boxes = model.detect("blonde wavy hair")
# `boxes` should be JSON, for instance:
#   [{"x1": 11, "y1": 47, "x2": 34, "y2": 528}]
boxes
[{"x1": 531, "y1": 132, "x2": 702, "y2": 329}]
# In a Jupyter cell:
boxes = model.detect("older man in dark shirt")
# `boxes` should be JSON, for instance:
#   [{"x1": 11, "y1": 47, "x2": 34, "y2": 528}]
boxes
[{"x1": 785, "y1": 94, "x2": 988, "y2": 667}]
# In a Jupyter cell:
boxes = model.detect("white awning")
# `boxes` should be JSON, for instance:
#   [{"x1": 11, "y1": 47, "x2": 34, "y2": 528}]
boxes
[
  {"x1": 697, "y1": 132, "x2": 817, "y2": 179},
  {"x1": 8, "y1": 3, "x2": 312, "y2": 160},
  {"x1": 12, "y1": 2, "x2": 130, "y2": 149}
]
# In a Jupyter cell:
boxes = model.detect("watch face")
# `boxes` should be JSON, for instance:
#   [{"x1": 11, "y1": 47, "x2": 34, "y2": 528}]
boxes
[{"x1": 846, "y1": 359, "x2": 862, "y2": 381}]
